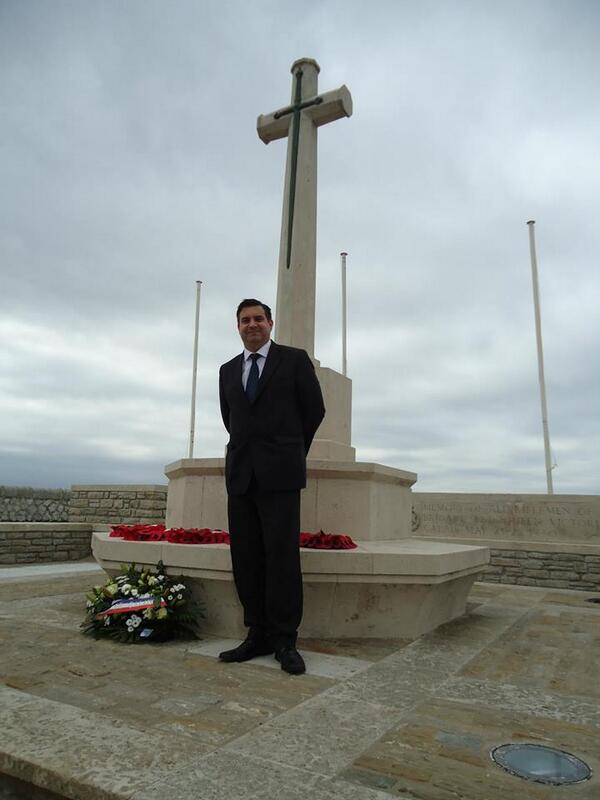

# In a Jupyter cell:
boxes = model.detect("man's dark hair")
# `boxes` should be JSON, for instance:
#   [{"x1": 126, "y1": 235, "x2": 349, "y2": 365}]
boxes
[{"x1": 236, "y1": 298, "x2": 272, "y2": 322}]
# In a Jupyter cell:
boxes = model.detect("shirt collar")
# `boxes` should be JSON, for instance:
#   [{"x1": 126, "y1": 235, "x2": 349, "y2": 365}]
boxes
[{"x1": 243, "y1": 339, "x2": 271, "y2": 361}]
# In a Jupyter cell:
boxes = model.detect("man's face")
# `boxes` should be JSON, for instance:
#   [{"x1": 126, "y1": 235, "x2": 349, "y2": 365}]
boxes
[{"x1": 237, "y1": 305, "x2": 273, "y2": 352}]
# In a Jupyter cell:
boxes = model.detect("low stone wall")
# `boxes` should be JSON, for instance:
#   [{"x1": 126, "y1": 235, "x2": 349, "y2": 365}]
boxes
[
  {"x1": 0, "y1": 523, "x2": 93, "y2": 565},
  {"x1": 0, "y1": 486, "x2": 71, "y2": 522},
  {"x1": 412, "y1": 493, "x2": 600, "y2": 591},
  {"x1": 482, "y1": 548, "x2": 600, "y2": 590},
  {"x1": 68, "y1": 485, "x2": 167, "y2": 525},
  {"x1": 3, "y1": 484, "x2": 599, "y2": 589}
]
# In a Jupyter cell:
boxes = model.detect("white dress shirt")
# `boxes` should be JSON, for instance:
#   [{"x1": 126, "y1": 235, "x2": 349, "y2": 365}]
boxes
[{"x1": 241, "y1": 339, "x2": 271, "y2": 389}]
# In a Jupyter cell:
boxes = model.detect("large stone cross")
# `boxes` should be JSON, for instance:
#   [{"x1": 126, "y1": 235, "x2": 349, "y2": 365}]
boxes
[{"x1": 257, "y1": 58, "x2": 352, "y2": 357}]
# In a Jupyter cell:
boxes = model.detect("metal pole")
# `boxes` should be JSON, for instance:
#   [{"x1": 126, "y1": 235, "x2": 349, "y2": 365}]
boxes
[
  {"x1": 341, "y1": 251, "x2": 348, "y2": 376},
  {"x1": 188, "y1": 280, "x2": 203, "y2": 459},
  {"x1": 527, "y1": 221, "x2": 553, "y2": 493}
]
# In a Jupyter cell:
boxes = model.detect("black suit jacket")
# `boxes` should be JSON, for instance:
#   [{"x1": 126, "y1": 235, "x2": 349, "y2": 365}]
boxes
[{"x1": 219, "y1": 342, "x2": 325, "y2": 495}]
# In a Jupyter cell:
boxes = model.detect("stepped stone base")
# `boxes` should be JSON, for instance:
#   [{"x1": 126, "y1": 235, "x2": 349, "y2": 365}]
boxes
[
  {"x1": 165, "y1": 458, "x2": 418, "y2": 541},
  {"x1": 92, "y1": 532, "x2": 489, "y2": 639}
]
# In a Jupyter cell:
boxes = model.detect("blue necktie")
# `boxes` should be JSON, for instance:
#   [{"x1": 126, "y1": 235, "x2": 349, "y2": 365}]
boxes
[{"x1": 245, "y1": 353, "x2": 260, "y2": 402}]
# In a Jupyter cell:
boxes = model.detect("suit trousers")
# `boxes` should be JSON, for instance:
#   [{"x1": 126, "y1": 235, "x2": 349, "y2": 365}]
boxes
[{"x1": 227, "y1": 483, "x2": 303, "y2": 645}]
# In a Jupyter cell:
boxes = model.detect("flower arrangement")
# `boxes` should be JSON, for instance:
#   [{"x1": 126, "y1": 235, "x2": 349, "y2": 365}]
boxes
[
  {"x1": 81, "y1": 561, "x2": 202, "y2": 643},
  {"x1": 109, "y1": 524, "x2": 357, "y2": 549}
]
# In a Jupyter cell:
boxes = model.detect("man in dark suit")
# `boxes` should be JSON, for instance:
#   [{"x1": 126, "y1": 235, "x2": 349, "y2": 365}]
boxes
[{"x1": 218, "y1": 298, "x2": 325, "y2": 674}]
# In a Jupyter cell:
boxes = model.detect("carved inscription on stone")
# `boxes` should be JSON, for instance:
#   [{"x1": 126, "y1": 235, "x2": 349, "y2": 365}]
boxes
[{"x1": 412, "y1": 494, "x2": 600, "y2": 543}]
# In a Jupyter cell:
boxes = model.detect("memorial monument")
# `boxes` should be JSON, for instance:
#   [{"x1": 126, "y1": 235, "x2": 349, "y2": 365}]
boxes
[{"x1": 93, "y1": 58, "x2": 489, "y2": 639}]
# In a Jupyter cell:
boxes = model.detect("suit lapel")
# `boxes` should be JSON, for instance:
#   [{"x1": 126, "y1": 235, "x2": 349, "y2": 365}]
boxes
[
  {"x1": 230, "y1": 354, "x2": 247, "y2": 405},
  {"x1": 253, "y1": 341, "x2": 282, "y2": 403}
]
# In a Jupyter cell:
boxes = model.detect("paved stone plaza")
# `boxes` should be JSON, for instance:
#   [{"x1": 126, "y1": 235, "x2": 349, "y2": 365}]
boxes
[{"x1": 1, "y1": 563, "x2": 599, "y2": 799}]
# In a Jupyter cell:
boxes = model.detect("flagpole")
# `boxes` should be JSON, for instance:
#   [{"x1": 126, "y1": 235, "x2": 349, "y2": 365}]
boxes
[
  {"x1": 188, "y1": 280, "x2": 203, "y2": 459},
  {"x1": 341, "y1": 251, "x2": 348, "y2": 376},
  {"x1": 526, "y1": 221, "x2": 553, "y2": 494}
]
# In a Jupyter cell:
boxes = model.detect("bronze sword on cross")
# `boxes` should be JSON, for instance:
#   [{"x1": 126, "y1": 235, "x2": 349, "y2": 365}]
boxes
[
  {"x1": 256, "y1": 58, "x2": 352, "y2": 354},
  {"x1": 274, "y1": 69, "x2": 324, "y2": 269}
]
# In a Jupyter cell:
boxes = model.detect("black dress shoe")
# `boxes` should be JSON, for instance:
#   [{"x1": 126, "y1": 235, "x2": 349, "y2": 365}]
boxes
[
  {"x1": 275, "y1": 645, "x2": 306, "y2": 675},
  {"x1": 218, "y1": 637, "x2": 274, "y2": 663}
]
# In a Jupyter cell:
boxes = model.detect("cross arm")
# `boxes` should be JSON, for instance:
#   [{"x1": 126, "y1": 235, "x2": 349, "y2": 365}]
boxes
[
  {"x1": 256, "y1": 110, "x2": 291, "y2": 144},
  {"x1": 256, "y1": 84, "x2": 353, "y2": 145},
  {"x1": 307, "y1": 85, "x2": 353, "y2": 128}
]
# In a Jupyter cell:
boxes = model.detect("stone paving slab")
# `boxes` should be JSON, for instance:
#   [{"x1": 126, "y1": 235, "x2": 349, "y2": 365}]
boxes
[
  {"x1": 457, "y1": 604, "x2": 600, "y2": 698},
  {"x1": 0, "y1": 562, "x2": 101, "y2": 580},
  {"x1": 190, "y1": 638, "x2": 373, "y2": 679},
  {"x1": 1, "y1": 567, "x2": 599, "y2": 799},
  {"x1": 345, "y1": 695, "x2": 600, "y2": 799},
  {"x1": 131, "y1": 751, "x2": 395, "y2": 800},
  {"x1": 226, "y1": 693, "x2": 408, "y2": 777},
  {"x1": 0, "y1": 616, "x2": 333, "y2": 745},
  {"x1": 0, "y1": 571, "x2": 105, "y2": 601},
  {"x1": 438, "y1": 677, "x2": 600, "y2": 727},
  {"x1": 327, "y1": 604, "x2": 526, "y2": 709},
  {"x1": 0, "y1": 684, "x2": 209, "y2": 800}
]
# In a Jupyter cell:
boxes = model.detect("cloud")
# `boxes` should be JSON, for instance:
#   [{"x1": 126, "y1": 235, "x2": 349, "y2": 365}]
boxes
[{"x1": 0, "y1": 1, "x2": 598, "y2": 494}]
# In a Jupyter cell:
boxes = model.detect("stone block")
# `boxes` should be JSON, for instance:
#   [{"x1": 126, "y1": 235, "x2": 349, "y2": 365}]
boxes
[
  {"x1": 523, "y1": 559, "x2": 546, "y2": 569},
  {"x1": 69, "y1": 549, "x2": 90, "y2": 558},
  {"x1": 581, "y1": 573, "x2": 600, "y2": 583},
  {"x1": 523, "y1": 569, "x2": 549, "y2": 578},
  {"x1": 547, "y1": 570, "x2": 579, "y2": 580},
  {"x1": 491, "y1": 558, "x2": 520, "y2": 567}
]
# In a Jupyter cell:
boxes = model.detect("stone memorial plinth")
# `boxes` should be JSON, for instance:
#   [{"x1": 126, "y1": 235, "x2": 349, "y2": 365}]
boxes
[{"x1": 92, "y1": 457, "x2": 489, "y2": 640}]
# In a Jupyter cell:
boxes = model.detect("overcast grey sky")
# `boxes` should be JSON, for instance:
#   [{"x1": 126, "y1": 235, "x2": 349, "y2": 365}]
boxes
[{"x1": 1, "y1": 0, "x2": 598, "y2": 494}]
